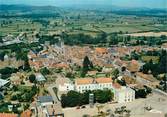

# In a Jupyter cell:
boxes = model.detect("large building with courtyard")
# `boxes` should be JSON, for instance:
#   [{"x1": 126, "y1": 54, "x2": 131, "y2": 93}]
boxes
[{"x1": 59, "y1": 77, "x2": 135, "y2": 103}]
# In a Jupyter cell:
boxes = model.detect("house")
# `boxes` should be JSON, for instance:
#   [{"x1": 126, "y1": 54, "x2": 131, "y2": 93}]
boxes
[
  {"x1": 0, "y1": 113, "x2": 18, "y2": 117},
  {"x1": 21, "y1": 110, "x2": 32, "y2": 117},
  {"x1": 35, "y1": 73, "x2": 46, "y2": 83},
  {"x1": 115, "y1": 87, "x2": 135, "y2": 103},
  {"x1": 87, "y1": 70, "x2": 98, "y2": 76},
  {"x1": 102, "y1": 65, "x2": 113, "y2": 73},
  {"x1": 127, "y1": 60, "x2": 139, "y2": 73},
  {"x1": 59, "y1": 83, "x2": 75, "y2": 92},
  {"x1": 37, "y1": 96, "x2": 54, "y2": 106},
  {"x1": 95, "y1": 48, "x2": 108, "y2": 54},
  {"x1": 50, "y1": 63, "x2": 69, "y2": 70},
  {"x1": 58, "y1": 77, "x2": 74, "y2": 92},
  {"x1": 29, "y1": 60, "x2": 43, "y2": 71}
]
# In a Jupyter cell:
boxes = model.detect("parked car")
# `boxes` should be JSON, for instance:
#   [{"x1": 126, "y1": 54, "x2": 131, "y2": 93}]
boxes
[
  {"x1": 81, "y1": 106, "x2": 86, "y2": 109},
  {"x1": 76, "y1": 106, "x2": 80, "y2": 109}
]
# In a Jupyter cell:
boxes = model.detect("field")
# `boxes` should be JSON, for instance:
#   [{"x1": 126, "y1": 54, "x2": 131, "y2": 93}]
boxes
[
  {"x1": 141, "y1": 56, "x2": 159, "y2": 63},
  {"x1": 0, "y1": 18, "x2": 43, "y2": 36},
  {"x1": 125, "y1": 32, "x2": 167, "y2": 37},
  {"x1": 0, "y1": 10, "x2": 167, "y2": 37}
]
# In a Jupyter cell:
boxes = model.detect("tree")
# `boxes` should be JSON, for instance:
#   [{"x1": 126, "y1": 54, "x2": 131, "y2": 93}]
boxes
[
  {"x1": 117, "y1": 79, "x2": 126, "y2": 86},
  {"x1": 61, "y1": 91, "x2": 81, "y2": 108},
  {"x1": 29, "y1": 74, "x2": 36, "y2": 83},
  {"x1": 95, "y1": 90, "x2": 113, "y2": 103},
  {"x1": 0, "y1": 67, "x2": 18, "y2": 79},
  {"x1": 81, "y1": 91, "x2": 91, "y2": 105},
  {"x1": 40, "y1": 67, "x2": 50, "y2": 75},
  {"x1": 83, "y1": 56, "x2": 93, "y2": 70},
  {"x1": 141, "y1": 50, "x2": 167, "y2": 76},
  {"x1": 81, "y1": 56, "x2": 93, "y2": 77},
  {"x1": 112, "y1": 69, "x2": 119, "y2": 80},
  {"x1": 131, "y1": 51, "x2": 140, "y2": 60},
  {"x1": 24, "y1": 60, "x2": 31, "y2": 71},
  {"x1": 158, "y1": 50, "x2": 167, "y2": 74},
  {"x1": 61, "y1": 90, "x2": 113, "y2": 108},
  {"x1": 108, "y1": 34, "x2": 119, "y2": 45},
  {"x1": 135, "y1": 89, "x2": 147, "y2": 98},
  {"x1": 141, "y1": 59, "x2": 154, "y2": 74},
  {"x1": 121, "y1": 66, "x2": 126, "y2": 72}
]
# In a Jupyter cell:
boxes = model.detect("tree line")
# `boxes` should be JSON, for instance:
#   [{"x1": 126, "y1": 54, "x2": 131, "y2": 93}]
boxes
[{"x1": 61, "y1": 90, "x2": 113, "y2": 108}]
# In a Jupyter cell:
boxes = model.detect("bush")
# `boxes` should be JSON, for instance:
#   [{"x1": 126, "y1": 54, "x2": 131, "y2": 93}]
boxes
[{"x1": 29, "y1": 74, "x2": 36, "y2": 83}]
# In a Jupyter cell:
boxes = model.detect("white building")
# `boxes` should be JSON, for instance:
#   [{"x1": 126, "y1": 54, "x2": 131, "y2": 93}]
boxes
[
  {"x1": 59, "y1": 83, "x2": 75, "y2": 92},
  {"x1": 75, "y1": 78, "x2": 113, "y2": 93},
  {"x1": 59, "y1": 77, "x2": 135, "y2": 103},
  {"x1": 115, "y1": 87, "x2": 135, "y2": 103}
]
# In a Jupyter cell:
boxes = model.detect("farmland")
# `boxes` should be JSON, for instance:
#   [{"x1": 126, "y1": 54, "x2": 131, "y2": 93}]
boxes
[
  {"x1": 0, "y1": 5, "x2": 167, "y2": 37},
  {"x1": 125, "y1": 32, "x2": 167, "y2": 37}
]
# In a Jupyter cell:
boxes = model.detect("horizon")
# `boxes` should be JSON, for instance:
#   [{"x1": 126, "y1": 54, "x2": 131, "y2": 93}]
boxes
[{"x1": 1, "y1": 0, "x2": 167, "y2": 9}]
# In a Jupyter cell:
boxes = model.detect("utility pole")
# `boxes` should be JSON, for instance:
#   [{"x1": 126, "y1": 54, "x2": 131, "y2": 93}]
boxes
[
  {"x1": 165, "y1": 50, "x2": 167, "y2": 93},
  {"x1": 165, "y1": 72, "x2": 167, "y2": 93}
]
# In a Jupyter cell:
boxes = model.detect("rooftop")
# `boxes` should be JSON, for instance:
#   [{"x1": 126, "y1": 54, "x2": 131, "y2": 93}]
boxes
[
  {"x1": 21, "y1": 110, "x2": 32, "y2": 117},
  {"x1": 0, "y1": 113, "x2": 18, "y2": 117},
  {"x1": 38, "y1": 96, "x2": 53, "y2": 103},
  {"x1": 35, "y1": 73, "x2": 46, "y2": 82},
  {"x1": 95, "y1": 48, "x2": 108, "y2": 54},
  {"x1": 75, "y1": 78, "x2": 112, "y2": 85},
  {"x1": 0, "y1": 79, "x2": 9, "y2": 88}
]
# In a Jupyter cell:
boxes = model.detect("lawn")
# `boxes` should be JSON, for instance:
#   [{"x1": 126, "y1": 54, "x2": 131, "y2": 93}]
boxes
[{"x1": 141, "y1": 56, "x2": 159, "y2": 63}]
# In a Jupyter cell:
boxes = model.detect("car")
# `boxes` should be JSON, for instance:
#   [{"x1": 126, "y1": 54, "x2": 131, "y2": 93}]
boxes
[
  {"x1": 76, "y1": 106, "x2": 80, "y2": 109},
  {"x1": 81, "y1": 106, "x2": 86, "y2": 109}
]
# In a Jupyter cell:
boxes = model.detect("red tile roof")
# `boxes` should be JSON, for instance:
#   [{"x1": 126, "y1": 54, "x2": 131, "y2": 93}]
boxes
[
  {"x1": 0, "y1": 113, "x2": 18, "y2": 117},
  {"x1": 21, "y1": 110, "x2": 32, "y2": 117},
  {"x1": 95, "y1": 48, "x2": 108, "y2": 54},
  {"x1": 75, "y1": 78, "x2": 112, "y2": 85}
]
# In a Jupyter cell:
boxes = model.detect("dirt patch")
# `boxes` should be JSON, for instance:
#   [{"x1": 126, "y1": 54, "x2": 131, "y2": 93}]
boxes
[{"x1": 125, "y1": 32, "x2": 167, "y2": 37}]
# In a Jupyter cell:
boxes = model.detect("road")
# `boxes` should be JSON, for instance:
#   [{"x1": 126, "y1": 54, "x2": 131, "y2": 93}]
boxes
[
  {"x1": 47, "y1": 85, "x2": 63, "y2": 114},
  {"x1": 47, "y1": 74, "x2": 65, "y2": 115}
]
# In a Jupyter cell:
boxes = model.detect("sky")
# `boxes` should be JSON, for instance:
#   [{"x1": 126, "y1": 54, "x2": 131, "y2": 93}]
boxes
[{"x1": 1, "y1": 0, "x2": 167, "y2": 8}]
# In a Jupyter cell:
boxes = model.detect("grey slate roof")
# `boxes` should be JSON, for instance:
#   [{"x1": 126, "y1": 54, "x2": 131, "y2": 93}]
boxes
[{"x1": 38, "y1": 96, "x2": 53, "y2": 103}]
